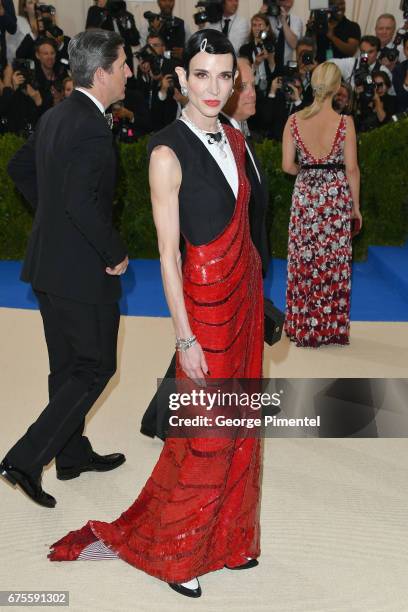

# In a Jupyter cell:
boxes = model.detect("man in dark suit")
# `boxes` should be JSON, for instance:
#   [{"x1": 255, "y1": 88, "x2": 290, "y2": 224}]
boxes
[
  {"x1": 1, "y1": 30, "x2": 132, "y2": 508},
  {"x1": 140, "y1": 57, "x2": 270, "y2": 440}
]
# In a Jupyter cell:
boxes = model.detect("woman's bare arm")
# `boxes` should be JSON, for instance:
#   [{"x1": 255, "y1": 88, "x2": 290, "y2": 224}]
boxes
[
  {"x1": 282, "y1": 117, "x2": 299, "y2": 175},
  {"x1": 149, "y1": 145, "x2": 209, "y2": 380},
  {"x1": 344, "y1": 116, "x2": 362, "y2": 225}
]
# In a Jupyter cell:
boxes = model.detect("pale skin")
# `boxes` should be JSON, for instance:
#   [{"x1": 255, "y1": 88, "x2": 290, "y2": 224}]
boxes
[
  {"x1": 282, "y1": 95, "x2": 362, "y2": 229},
  {"x1": 149, "y1": 52, "x2": 237, "y2": 380},
  {"x1": 81, "y1": 45, "x2": 133, "y2": 275}
]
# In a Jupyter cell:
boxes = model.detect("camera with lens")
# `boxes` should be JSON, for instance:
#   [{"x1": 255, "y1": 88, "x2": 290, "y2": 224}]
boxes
[
  {"x1": 135, "y1": 44, "x2": 162, "y2": 76},
  {"x1": 193, "y1": 0, "x2": 224, "y2": 26},
  {"x1": 257, "y1": 30, "x2": 275, "y2": 54},
  {"x1": 307, "y1": 0, "x2": 340, "y2": 36},
  {"x1": 12, "y1": 59, "x2": 37, "y2": 88},
  {"x1": 36, "y1": 4, "x2": 56, "y2": 16},
  {"x1": 400, "y1": 0, "x2": 408, "y2": 20},
  {"x1": 107, "y1": 0, "x2": 127, "y2": 17},
  {"x1": 379, "y1": 47, "x2": 400, "y2": 63},
  {"x1": 300, "y1": 50, "x2": 315, "y2": 66},
  {"x1": 143, "y1": 11, "x2": 177, "y2": 32},
  {"x1": 264, "y1": 0, "x2": 281, "y2": 18},
  {"x1": 281, "y1": 61, "x2": 299, "y2": 100},
  {"x1": 354, "y1": 56, "x2": 375, "y2": 101}
]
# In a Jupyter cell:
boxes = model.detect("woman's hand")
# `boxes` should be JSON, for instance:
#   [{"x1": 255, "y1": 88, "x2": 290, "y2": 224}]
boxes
[
  {"x1": 351, "y1": 207, "x2": 363, "y2": 230},
  {"x1": 179, "y1": 342, "x2": 209, "y2": 383},
  {"x1": 254, "y1": 49, "x2": 268, "y2": 65}
]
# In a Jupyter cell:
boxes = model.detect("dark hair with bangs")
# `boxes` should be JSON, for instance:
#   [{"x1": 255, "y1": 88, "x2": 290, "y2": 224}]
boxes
[{"x1": 183, "y1": 30, "x2": 237, "y2": 77}]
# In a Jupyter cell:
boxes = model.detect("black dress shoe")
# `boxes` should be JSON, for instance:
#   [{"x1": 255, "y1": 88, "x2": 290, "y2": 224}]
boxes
[
  {"x1": 0, "y1": 459, "x2": 56, "y2": 508},
  {"x1": 168, "y1": 581, "x2": 202, "y2": 598},
  {"x1": 225, "y1": 558, "x2": 259, "y2": 570},
  {"x1": 56, "y1": 451, "x2": 126, "y2": 480}
]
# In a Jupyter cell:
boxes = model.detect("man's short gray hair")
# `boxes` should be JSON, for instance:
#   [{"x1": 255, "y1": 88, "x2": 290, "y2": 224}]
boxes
[{"x1": 68, "y1": 29, "x2": 124, "y2": 88}]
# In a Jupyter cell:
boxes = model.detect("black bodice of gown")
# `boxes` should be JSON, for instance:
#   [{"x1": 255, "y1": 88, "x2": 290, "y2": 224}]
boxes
[{"x1": 147, "y1": 119, "x2": 236, "y2": 246}]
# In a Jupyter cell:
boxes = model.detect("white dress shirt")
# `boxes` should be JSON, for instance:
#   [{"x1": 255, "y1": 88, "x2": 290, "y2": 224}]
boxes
[
  {"x1": 75, "y1": 88, "x2": 105, "y2": 113},
  {"x1": 6, "y1": 16, "x2": 34, "y2": 63},
  {"x1": 207, "y1": 14, "x2": 250, "y2": 55},
  {"x1": 223, "y1": 114, "x2": 261, "y2": 184},
  {"x1": 268, "y1": 13, "x2": 304, "y2": 65},
  {"x1": 180, "y1": 117, "x2": 239, "y2": 198}
]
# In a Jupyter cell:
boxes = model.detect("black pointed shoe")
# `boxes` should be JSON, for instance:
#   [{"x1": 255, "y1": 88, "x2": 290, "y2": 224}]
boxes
[
  {"x1": 56, "y1": 450, "x2": 126, "y2": 480},
  {"x1": 0, "y1": 459, "x2": 56, "y2": 508},
  {"x1": 168, "y1": 580, "x2": 202, "y2": 598},
  {"x1": 225, "y1": 558, "x2": 259, "y2": 570}
]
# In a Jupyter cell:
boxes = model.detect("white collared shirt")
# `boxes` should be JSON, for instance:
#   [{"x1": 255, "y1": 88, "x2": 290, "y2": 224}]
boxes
[
  {"x1": 268, "y1": 13, "x2": 304, "y2": 65},
  {"x1": 75, "y1": 87, "x2": 105, "y2": 114},
  {"x1": 224, "y1": 114, "x2": 261, "y2": 184},
  {"x1": 207, "y1": 14, "x2": 250, "y2": 54}
]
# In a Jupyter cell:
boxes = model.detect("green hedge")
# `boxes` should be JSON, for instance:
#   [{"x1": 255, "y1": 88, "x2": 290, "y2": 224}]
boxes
[{"x1": 1, "y1": 119, "x2": 407, "y2": 261}]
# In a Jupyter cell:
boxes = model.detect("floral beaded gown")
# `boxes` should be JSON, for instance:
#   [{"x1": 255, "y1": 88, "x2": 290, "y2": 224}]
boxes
[
  {"x1": 284, "y1": 114, "x2": 353, "y2": 348},
  {"x1": 48, "y1": 125, "x2": 264, "y2": 584}
]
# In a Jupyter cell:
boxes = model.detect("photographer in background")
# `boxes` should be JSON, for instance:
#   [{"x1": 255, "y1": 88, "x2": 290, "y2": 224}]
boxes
[
  {"x1": 86, "y1": 0, "x2": 140, "y2": 70},
  {"x1": 33, "y1": 37, "x2": 68, "y2": 112},
  {"x1": 296, "y1": 36, "x2": 318, "y2": 105},
  {"x1": 141, "y1": 0, "x2": 187, "y2": 61},
  {"x1": 259, "y1": 67, "x2": 305, "y2": 140},
  {"x1": 260, "y1": 0, "x2": 303, "y2": 73},
  {"x1": 332, "y1": 36, "x2": 393, "y2": 88},
  {"x1": 307, "y1": 0, "x2": 360, "y2": 63},
  {"x1": 393, "y1": 33, "x2": 408, "y2": 112},
  {"x1": 333, "y1": 80, "x2": 353, "y2": 114},
  {"x1": 203, "y1": 0, "x2": 250, "y2": 55},
  {"x1": 355, "y1": 70, "x2": 395, "y2": 133},
  {"x1": 6, "y1": 0, "x2": 38, "y2": 64},
  {"x1": 0, "y1": 61, "x2": 42, "y2": 134},
  {"x1": 239, "y1": 13, "x2": 276, "y2": 98},
  {"x1": 0, "y1": 0, "x2": 17, "y2": 67},
  {"x1": 135, "y1": 33, "x2": 178, "y2": 130},
  {"x1": 16, "y1": 3, "x2": 69, "y2": 64}
]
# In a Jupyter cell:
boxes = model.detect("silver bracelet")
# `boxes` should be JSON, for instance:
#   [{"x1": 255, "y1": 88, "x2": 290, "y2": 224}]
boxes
[{"x1": 175, "y1": 335, "x2": 197, "y2": 352}]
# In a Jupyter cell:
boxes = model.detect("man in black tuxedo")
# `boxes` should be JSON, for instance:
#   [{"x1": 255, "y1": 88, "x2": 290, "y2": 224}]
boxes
[
  {"x1": 140, "y1": 57, "x2": 270, "y2": 440},
  {"x1": 1, "y1": 30, "x2": 132, "y2": 508}
]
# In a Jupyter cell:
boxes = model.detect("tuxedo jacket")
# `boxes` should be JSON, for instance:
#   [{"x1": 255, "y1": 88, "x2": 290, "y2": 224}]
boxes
[
  {"x1": 220, "y1": 114, "x2": 270, "y2": 277},
  {"x1": 8, "y1": 90, "x2": 127, "y2": 304}
]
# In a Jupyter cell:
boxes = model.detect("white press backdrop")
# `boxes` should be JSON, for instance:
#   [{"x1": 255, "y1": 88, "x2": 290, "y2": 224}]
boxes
[{"x1": 11, "y1": 1, "x2": 406, "y2": 41}]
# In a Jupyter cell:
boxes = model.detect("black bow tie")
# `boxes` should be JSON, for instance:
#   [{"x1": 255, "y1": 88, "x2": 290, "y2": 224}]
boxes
[
  {"x1": 206, "y1": 132, "x2": 223, "y2": 144},
  {"x1": 104, "y1": 112, "x2": 114, "y2": 129}
]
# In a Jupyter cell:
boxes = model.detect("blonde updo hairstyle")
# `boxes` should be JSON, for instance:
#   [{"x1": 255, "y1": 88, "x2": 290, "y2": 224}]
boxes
[{"x1": 298, "y1": 61, "x2": 342, "y2": 120}]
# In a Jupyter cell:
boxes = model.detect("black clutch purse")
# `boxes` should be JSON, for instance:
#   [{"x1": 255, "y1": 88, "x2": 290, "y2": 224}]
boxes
[{"x1": 264, "y1": 298, "x2": 285, "y2": 346}]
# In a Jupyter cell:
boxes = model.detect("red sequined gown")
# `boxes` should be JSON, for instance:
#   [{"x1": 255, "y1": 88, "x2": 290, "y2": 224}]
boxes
[
  {"x1": 48, "y1": 126, "x2": 264, "y2": 583},
  {"x1": 285, "y1": 114, "x2": 352, "y2": 348}
]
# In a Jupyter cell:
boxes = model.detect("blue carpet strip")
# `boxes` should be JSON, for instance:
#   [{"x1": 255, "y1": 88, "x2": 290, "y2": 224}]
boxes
[{"x1": 0, "y1": 244, "x2": 407, "y2": 321}]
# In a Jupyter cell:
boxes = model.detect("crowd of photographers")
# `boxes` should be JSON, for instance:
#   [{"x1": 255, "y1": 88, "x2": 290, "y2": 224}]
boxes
[{"x1": 1, "y1": 0, "x2": 408, "y2": 143}]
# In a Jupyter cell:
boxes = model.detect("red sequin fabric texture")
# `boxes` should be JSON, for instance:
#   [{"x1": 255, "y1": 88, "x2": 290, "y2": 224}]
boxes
[
  {"x1": 48, "y1": 126, "x2": 264, "y2": 583},
  {"x1": 284, "y1": 114, "x2": 352, "y2": 348}
]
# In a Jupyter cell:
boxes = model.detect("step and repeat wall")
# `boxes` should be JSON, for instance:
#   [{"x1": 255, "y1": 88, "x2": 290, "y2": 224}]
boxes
[{"x1": 11, "y1": 0, "x2": 406, "y2": 41}]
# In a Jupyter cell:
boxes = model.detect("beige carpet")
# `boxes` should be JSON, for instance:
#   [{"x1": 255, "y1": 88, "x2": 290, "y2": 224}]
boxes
[{"x1": 1, "y1": 308, "x2": 408, "y2": 612}]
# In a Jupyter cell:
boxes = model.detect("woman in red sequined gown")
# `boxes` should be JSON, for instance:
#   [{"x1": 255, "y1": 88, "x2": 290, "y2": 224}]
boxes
[
  {"x1": 48, "y1": 31, "x2": 264, "y2": 598},
  {"x1": 282, "y1": 62, "x2": 362, "y2": 348}
]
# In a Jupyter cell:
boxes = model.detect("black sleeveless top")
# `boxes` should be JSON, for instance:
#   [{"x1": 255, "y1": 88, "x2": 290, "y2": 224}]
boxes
[{"x1": 147, "y1": 119, "x2": 237, "y2": 246}]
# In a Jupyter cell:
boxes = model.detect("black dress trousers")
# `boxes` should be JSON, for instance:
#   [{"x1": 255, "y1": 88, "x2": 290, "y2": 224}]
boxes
[{"x1": 6, "y1": 291, "x2": 120, "y2": 478}]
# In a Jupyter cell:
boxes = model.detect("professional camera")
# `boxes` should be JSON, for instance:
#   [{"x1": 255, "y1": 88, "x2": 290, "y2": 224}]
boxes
[
  {"x1": 400, "y1": 0, "x2": 408, "y2": 20},
  {"x1": 193, "y1": 0, "x2": 224, "y2": 26},
  {"x1": 12, "y1": 59, "x2": 37, "y2": 88},
  {"x1": 255, "y1": 30, "x2": 276, "y2": 55},
  {"x1": 300, "y1": 50, "x2": 315, "y2": 65},
  {"x1": 379, "y1": 47, "x2": 400, "y2": 63},
  {"x1": 264, "y1": 0, "x2": 281, "y2": 18},
  {"x1": 282, "y1": 61, "x2": 299, "y2": 100},
  {"x1": 134, "y1": 44, "x2": 162, "y2": 76},
  {"x1": 107, "y1": 0, "x2": 127, "y2": 17},
  {"x1": 36, "y1": 4, "x2": 56, "y2": 15},
  {"x1": 307, "y1": 0, "x2": 341, "y2": 36},
  {"x1": 354, "y1": 55, "x2": 375, "y2": 101},
  {"x1": 144, "y1": 11, "x2": 177, "y2": 31}
]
